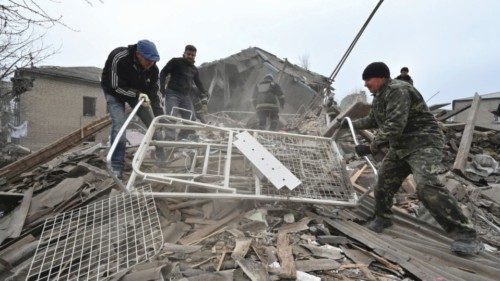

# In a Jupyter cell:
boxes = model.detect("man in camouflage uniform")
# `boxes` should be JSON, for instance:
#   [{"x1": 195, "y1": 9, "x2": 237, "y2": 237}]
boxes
[
  {"x1": 348, "y1": 62, "x2": 482, "y2": 255},
  {"x1": 252, "y1": 74, "x2": 285, "y2": 131}
]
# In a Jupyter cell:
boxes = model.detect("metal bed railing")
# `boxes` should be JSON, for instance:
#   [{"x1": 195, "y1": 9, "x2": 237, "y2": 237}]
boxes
[{"x1": 101, "y1": 100, "x2": 377, "y2": 206}]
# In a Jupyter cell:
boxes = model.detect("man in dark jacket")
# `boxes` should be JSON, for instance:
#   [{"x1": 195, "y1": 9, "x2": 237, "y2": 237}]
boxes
[
  {"x1": 349, "y1": 62, "x2": 483, "y2": 255},
  {"x1": 101, "y1": 40, "x2": 163, "y2": 178},
  {"x1": 160, "y1": 45, "x2": 208, "y2": 139},
  {"x1": 252, "y1": 74, "x2": 285, "y2": 131},
  {"x1": 395, "y1": 66, "x2": 414, "y2": 85}
]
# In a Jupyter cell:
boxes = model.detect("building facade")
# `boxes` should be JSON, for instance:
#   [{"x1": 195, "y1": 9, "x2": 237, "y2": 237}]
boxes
[
  {"x1": 15, "y1": 67, "x2": 106, "y2": 151},
  {"x1": 452, "y1": 92, "x2": 500, "y2": 130}
]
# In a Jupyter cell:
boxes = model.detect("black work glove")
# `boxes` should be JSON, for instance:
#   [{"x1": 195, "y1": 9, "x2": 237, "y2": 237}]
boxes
[{"x1": 355, "y1": 144, "x2": 372, "y2": 156}]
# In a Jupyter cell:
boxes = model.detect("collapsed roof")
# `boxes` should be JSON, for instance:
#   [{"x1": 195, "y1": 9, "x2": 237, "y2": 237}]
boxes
[{"x1": 198, "y1": 47, "x2": 332, "y2": 113}]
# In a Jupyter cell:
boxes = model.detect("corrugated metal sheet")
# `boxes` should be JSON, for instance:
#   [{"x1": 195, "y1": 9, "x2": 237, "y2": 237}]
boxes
[{"x1": 324, "y1": 197, "x2": 500, "y2": 281}]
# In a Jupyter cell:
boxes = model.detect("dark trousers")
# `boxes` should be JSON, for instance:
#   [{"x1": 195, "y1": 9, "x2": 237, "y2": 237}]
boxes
[
  {"x1": 257, "y1": 108, "x2": 279, "y2": 131},
  {"x1": 105, "y1": 93, "x2": 155, "y2": 172},
  {"x1": 164, "y1": 89, "x2": 196, "y2": 140}
]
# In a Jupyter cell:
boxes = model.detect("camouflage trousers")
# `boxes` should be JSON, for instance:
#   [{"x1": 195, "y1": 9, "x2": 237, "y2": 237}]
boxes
[{"x1": 375, "y1": 147, "x2": 476, "y2": 237}]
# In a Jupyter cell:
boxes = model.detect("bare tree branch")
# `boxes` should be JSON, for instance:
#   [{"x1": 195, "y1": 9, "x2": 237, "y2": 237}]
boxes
[
  {"x1": 0, "y1": 0, "x2": 99, "y2": 80},
  {"x1": 298, "y1": 53, "x2": 310, "y2": 71}
]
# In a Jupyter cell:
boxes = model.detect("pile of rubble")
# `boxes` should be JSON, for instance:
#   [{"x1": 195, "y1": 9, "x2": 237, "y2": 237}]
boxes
[
  {"x1": 0, "y1": 143, "x2": 31, "y2": 169},
  {"x1": 0, "y1": 98, "x2": 499, "y2": 280}
]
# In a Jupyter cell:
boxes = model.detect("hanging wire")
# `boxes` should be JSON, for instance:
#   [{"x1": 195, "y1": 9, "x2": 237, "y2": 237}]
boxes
[{"x1": 329, "y1": 0, "x2": 385, "y2": 82}]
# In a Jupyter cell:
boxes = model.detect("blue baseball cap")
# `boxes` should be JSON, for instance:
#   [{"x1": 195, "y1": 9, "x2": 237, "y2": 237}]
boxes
[{"x1": 137, "y1": 40, "x2": 160, "y2": 62}]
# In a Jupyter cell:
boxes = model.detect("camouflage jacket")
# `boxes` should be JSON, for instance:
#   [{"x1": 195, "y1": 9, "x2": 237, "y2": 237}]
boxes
[{"x1": 352, "y1": 79, "x2": 444, "y2": 157}]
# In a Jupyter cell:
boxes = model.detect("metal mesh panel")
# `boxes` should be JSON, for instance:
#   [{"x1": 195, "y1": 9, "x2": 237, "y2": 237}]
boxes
[
  {"x1": 27, "y1": 185, "x2": 163, "y2": 281},
  {"x1": 251, "y1": 132, "x2": 353, "y2": 201}
]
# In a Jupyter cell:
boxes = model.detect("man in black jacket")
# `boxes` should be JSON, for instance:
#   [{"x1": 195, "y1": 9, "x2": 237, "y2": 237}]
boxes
[
  {"x1": 101, "y1": 40, "x2": 163, "y2": 178},
  {"x1": 160, "y1": 45, "x2": 208, "y2": 139}
]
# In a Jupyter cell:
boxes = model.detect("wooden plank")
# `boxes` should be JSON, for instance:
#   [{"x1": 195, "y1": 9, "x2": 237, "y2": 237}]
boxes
[
  {"x1": 339, "y1": 264, "x2": 377, "y2": 281},
  {"x1": 9, "y1": 186, "x2": 33, "y2": 238},
  {"x1": 76, "y1": 161, "x2": 109, "y2": 179},
  {"x1": 322, "y1": 102, "x2": 371, "y2": 137},
  {"x1": 216, "y1": 247, "x2": 227, "y2": 271},
  {"x1": 350, "y1": 178, "x2": 408, "y2": 214},
  {"x1": 443, "y1": 122, "x2": 500, "y2": 132},
  {"x1": 437, "y1": 104, "x2": 471, "y2": 122},
  {"x1": 429, "y1": 103, "x2": 451, "y2": 111},
  {"x1": 295, "y1": 258, "x2": 341, "y2": 272},
  {"x1": 39, "y1": 177, "x2": 84, "y2": 208},
  {"x1": 276, "y1": 232, "x2": 296, "y2": 279},
  {"x1": 0, "y1": 114, "x2": 112, "y2": 181},
  {"x1": 0, "y1": 234, "x2": 36, "y2": 269},
  {"x1": 236, "y1": 259, "x2": 269, "y2": 281},
  {"x1": 453, "y1": 93, "x2": 481, "y2": 174},
  {"x1": 168, "y1": 199, "x2": 211, "y2": 211},
  {"x1": 349, "y1": 165, "x2": 367, "y2": 184},
  {"x1": 0, "y1": 192, "x2": 24, "y2": 200},
  {"x1": 251, "y1": 243, "x2": 269, "y2": 266},
  {"x1": 185, "y1": 218, "x2": 216, "y2": 225},
  {"x1": 340, "y1": 246, "x2": 375, "y2": 266},
  {"x1": 231, "y1": 238, "x2": 252, "y2": 261},
  {"x1": 179, "y1": 211, "x2": 240, "y2": 245}
]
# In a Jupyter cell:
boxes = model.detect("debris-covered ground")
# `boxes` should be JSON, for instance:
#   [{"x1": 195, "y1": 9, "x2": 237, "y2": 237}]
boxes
[{"x1": 0, "y1": 100, "x2": 500, "y2": 281}]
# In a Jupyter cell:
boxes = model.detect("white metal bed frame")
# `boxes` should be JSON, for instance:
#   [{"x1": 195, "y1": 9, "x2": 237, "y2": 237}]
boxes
[{"x1": 106, "y1": 101, "x2": 377, "y2": 207}]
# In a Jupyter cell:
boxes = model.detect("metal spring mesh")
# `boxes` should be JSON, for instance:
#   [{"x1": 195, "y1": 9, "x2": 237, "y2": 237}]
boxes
[
  {"x1": 141, "y1": 117, "x2": 355, "y2": 204},
  {"x1": 251, "y1": 132, "x2": 353, "y2": 201},
  {"x1": 27, "y1": 185, "x2": 163, "y2": 281}
]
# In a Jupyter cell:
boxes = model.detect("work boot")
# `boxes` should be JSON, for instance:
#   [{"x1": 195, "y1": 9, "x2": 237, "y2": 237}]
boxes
[
  {"x1": 367, "y1": 217, "x2": 393, "y2": 233},
  {"x1": 451, "y1": 235, "x2": 484, "y2": 255}
]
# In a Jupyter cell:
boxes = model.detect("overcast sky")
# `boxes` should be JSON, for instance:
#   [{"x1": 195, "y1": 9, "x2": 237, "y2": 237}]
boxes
[{"x1": 40, "y1": 0, "x2": 500, "y2": 106}]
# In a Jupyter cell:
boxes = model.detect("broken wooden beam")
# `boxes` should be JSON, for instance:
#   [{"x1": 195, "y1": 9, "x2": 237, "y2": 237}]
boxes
[
  {"x1": 0, "y1": 114, "x2": 112, "y2": 181},
  {"x1": 452, "y1": 93, "x2": 482, "y2": 174},
  {"x1": 231, "y1": 238, "x2": 252, "y2": 261},
  {"x1": 322, "y1": 101, "x2": 371, "y2": 137},
  {"x1": 295, "y1": 258, "x2": 341, "y2": 272},
  {"x1": 437, "y1": 103, "x2": 471, "y2": 122},
  {"x1": 179, "y1": 211, "x2": 240, "y2": 245},
  {"x1": 8, "y1": 186, "x2": 33, "y2": 238},
  {"x1": 276, "y1": 232, "x2": 296, "y2": 279}
]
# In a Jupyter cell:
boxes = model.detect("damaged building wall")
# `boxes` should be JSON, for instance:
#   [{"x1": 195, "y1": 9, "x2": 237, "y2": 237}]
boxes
[
  {"x1": 16, "y1": 68, "x2": 107, "y2": 151},
  {"x1": 198, "y1": 47, "x2": 331, "y2": 115},
  {"x1": 453, "y1": 92, "x2": 500, "y2": 130}
]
